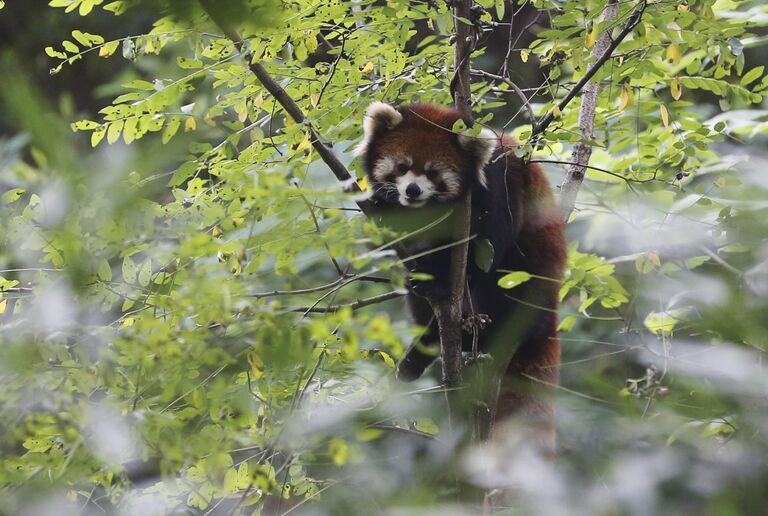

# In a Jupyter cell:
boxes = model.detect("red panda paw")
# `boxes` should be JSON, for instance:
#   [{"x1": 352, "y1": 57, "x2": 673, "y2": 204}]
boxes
[{"x1": 461, "y1": 313, "x2": 491, "y2": 333}]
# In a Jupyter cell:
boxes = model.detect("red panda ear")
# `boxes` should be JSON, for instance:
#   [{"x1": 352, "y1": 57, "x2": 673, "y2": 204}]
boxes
[
  {"x1": 458, "y1": 127, "x2": 498, "y2": 188},
  {"x1": 354, "y1": 102, "x2": 403, "y2": 157}
]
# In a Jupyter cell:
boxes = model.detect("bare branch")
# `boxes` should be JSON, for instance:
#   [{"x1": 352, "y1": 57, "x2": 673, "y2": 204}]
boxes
[{"x1": 249, "y1": 275, "x2": 388, "y2": 299}]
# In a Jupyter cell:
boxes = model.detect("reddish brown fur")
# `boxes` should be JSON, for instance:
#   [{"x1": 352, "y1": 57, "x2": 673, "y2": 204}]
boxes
[{"x1": 359, "y1": 103, "x2": 566, "y2": 454}]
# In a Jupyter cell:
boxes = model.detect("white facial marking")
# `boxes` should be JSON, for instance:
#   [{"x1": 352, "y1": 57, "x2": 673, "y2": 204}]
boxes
[
  {"x1": 440, "y1": 170, "x2": 461, "y2": 199},
  {"x1": 396, "y1": 170, "x2": 434, "y2": 208},
  {"x1": 425, "y1": 161, "x2": 462, "y2": 200},
  {"x1": 372, "y1": 156, "x2": 396, "y2": 182},
  {"x1": 457, "y1": 127, "x2": 498, "y2": 189}
]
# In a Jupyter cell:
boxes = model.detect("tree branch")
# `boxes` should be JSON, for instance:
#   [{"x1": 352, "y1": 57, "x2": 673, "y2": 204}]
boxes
[
  {"x1": 450, "y1": 0, "x2": 477, "y2": 125},
  {"x1": 197, "y1": 1, "x2": 369, "y2": 208},
  {"x1": 429, "y1": 200, "x2": 471, "y2": 390},
  {"x1": 430, "y1": 0, "x2": 478, "y2": 393},
  {"x1": 558, "y1": 0, "x2": 638, "y2": 222},
  {"x1": 532, "y1": 0, "x2": 647, "y2": 138},
  {"x1": 290, "y1": 290, "x2": 404, "y2": 314}
]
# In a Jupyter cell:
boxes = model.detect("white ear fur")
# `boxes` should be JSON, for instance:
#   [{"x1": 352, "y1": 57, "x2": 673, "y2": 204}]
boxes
[
  {"x1": 458, "y1": 127, "x2": 498, "y2": 188},
  {"x1": 353, "y1": 102, "x2": 403, "y2": 157}
]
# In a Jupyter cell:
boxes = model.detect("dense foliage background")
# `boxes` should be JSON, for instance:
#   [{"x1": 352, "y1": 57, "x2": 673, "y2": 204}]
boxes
[{"x1": 1, "y1": 0, "x2": 767, "y2": 514}]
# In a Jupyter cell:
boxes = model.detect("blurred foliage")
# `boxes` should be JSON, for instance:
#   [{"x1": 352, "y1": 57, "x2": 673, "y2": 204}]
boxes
[{"x1": 1, "y1": 0, "x2": 768, "y2": 514}]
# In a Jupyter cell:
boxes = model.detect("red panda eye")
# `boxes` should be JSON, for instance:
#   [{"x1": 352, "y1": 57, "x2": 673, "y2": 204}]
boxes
[{"x1": 397, "y1": 163, "x2": 409, "y2": 174}]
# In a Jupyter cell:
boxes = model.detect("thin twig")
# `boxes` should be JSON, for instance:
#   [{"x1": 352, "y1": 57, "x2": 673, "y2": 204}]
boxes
[
  {"x1": 529, "y1": 159, "x2": 656, "y2": 184},
  {"x1": 470, "y1": 68, "x2": 535, "y2": 125},
  {"x1": 316, "y1": 34, "x2": 346, "y2": 106},
  {"x1": 290, "y1": 290, "x2": 405, "y2": 314},
  {"x1": 369, "y1": 423, "x2": 437, "y2": 440}
]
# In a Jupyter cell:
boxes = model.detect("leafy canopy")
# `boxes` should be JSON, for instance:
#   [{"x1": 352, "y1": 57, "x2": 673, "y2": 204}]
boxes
[{"x1": 1, "y1": 0, "x2": 767, "y2": 513}]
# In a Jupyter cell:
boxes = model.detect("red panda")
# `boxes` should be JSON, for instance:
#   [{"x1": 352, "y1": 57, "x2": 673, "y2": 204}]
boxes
[{"x1": 356, "y1": 102, "x2": 567, "y2": 452}]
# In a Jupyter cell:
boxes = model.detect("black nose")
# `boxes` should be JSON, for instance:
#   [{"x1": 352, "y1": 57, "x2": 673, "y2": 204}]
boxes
[{"x1": 405, "y1": 183, "x2": 421, "y2": 199}]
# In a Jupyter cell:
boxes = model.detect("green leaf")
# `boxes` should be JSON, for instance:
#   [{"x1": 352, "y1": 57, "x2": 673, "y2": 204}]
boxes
[
  {"x1": 719, "y1": 244, "x2": 750, "y2": 253},
  {"x1": 557, "y1": 314, "x2": 577, "y2": 332},
  {"x1": 104, "y1": 1, "x2": 127, "y2": 14},
  {"x1": 162, "y1": 116, "x2": 181, "y2": 144},
  {"x1": 72, "y1": 30, "x2": 94, "y2": 47},
  {"x1": 495, "y1": 0, "x2": 504, "y2": 20},
  {"x1": 378, "y1": 351, "x2": 395, "y2": 368},
  {"x1": 177, "y1": 57, "x2": 203, "y2": 69},
  {"x1": 635, "y1": 252, "x2": 661, "y2": 274},
  {"x1": 113, "y1": 92, "x2": 144, "y2": 104},
  {"x1": 22, "y1": 438, "x2": 54, "y2": 452},
  {"x1": 71, "y1": 120, "x2": 100, "y2": 131},
  {"x1": 328, "y1": 438, "x2": 349, "y2": 467},
  {"x1": 409, "y1": 272, "x2": 434, "y2": 282},
  {"x1": 1, "y1": 188, "x2": 25, "y2": 204},
  {"x1": 137, "y1": 259, "x2": 152, "y2": 287},
  {"x1": 91, "y1": 126, "x2": 106, "y2": 147},
  {"x1": 45, "y1": 46, "x2": 67, "y2": 59},
  {"x1": 79, "y1": 0, "x2": 95, "y2": 16},
  {"x1": 62, "y1": 40, "x2": 79, "y2": 53},
  {"x1": 702, "y1": 420, "x2": 736, "y2": 438},
  {"x1": 99, "y1": 40, "x2": 120, "y2": 58},
  {"x1": 122, "y1": 79, "x2": 155, "y2": 90},
  {"x1": 357, "y1": 428, "x2": 385, "y2": 442},
  {"x1": 473, "y1": 238, "x2": 495, "y2": 273},
  {"x1": 685, "y1": 256, "x2": 710, "y2": 270},
  {"x1": 413, "y1": 418, "x2": 440, "y2": 435},
  {"x1": 740, "y1": 66, "x2": 764, "y2": 87},
  {"x1": 187, "y1": 491, "x2": 209, "y2": 510},
  {"x1": 107, "y1": 120, "x2": 124, "y2": 144},
  {"x1": 123, "y1": 117, "x2": 138, "y2": 144},
  {"x1": 451, "y1": 119, "x2": 467, "y2": 134},
  {"x1": 122, "y1": 255, "x2": 138, "y2": 284},
  {"x1": 497, "y1": 271, "x2": 532, "y2": 289},
  {"x1": 97, "y1": 259, "x2": 113, "y2": 281},
  {"x1": 222, "y1": 468, "x2": 237, "y2": 494},
  {"x1": 643, "y1": 310, "x2": 686, "y2": 336}
]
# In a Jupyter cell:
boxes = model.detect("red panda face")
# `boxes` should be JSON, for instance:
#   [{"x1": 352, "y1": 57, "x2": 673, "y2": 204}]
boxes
[
  {"x1": 370, "y1": 149, "x2": 465, "y2": 208},
  {"x1": 355, "y1": 102, "x2": 498, "y2": 208}
]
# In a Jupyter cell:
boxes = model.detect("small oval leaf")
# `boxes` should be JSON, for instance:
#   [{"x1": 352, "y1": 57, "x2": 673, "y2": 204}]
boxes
[{"x1": 497, "y1": 271, "x2": 532, "y2": 289}]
